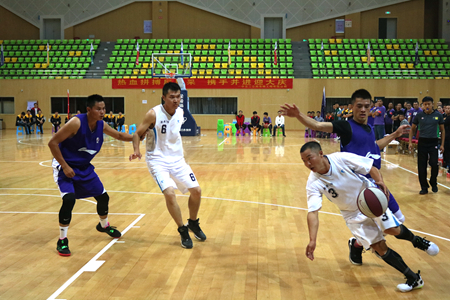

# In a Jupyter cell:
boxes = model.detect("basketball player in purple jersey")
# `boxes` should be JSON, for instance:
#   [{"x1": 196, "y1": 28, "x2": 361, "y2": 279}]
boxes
[
  {"x1": 280, "y1": 89, "x2": 412, "y2": 263},
  {"x1": 48, "y1": 94, "x2": 134, "y2": 256}
]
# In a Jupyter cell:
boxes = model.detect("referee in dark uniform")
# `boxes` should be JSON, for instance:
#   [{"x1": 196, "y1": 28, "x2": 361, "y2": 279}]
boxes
[{"x1": 409, "y1": 96, "x2": 445, "y2": 194}]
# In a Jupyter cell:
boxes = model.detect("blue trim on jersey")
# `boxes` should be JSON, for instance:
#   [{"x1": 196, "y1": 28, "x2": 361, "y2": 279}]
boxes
[
  {"x1": 393, "y1": 215, "x2": 400, "y2": 226},
  {"x1": 153, "y1": 127, "x2": 157, "y2": 145},
  {"x1": 155, "y1": 177, "x2": 163, "y2": 192}
]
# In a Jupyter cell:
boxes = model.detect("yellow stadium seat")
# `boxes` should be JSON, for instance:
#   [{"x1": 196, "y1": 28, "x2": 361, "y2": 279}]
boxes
[
  {"x1": 258, "y1": 69, "x2": 264, "y2": 75},
  {"x1": 362, "y1": 57, "x2": 367, "y2": 62},
  {"x1": 68, "y1": 51, "x2": 75, "y2": 56},
  {"x1": 131, "y1": 76, "x2": 137, "y2": 79},
  {"x1": 202, "y1": 45, "x2": 209, "y2": 50},
  {"x1": 55, "y1": 76, "x2": 62, "y2": 79},
  {"x1": 324, "y1": 50, "x2": 331, "y2": 55},
  {"x1": 196, "y1": 45, "x2": 202, "y2": 50},
  {"x1": 199, "y1": 69, "x2": 205, "y2": 75},
  {"x1": 11, "y1": 57, "x2": 17, "y2": 62},
  {"x1": 210, "y1": 45, "x2": 216, "y2": 49},
  {"x1": 140, "y1": 69, "x2": 146, "y2": 75},
  {"x1": 63, "y1": 76, "x2": 69, "y2": 79},
  {"x1": 41, "y1": 63, "x2": 47, "y2": 69},
  {"x1": 265, "y1": 69, "x2": 271, "y2": 75},
  {"x1": 207, "y1": 57, "x2": 214, "y2": 62},
  {"x1": 0, "y1": 40, "x2": 3, "y2": 45},
  {"x1": 251, "y1": 63, "x2": 257, "y2": 68},
  {"x1": 159, "y1": 57, "x2": 165, "y2": 62},
  {"x1": 393, "y1": 44, "x2": 399, "y2": 50},
  {"x1": 400, "y1": 63, "x2": 406, "y2": 69},
  {"x1": 336, "y1": 39, "x2": 342, "y2": 44},
  {"x1": 35, "y1": 63, "x2": 41, "y2": 68},
  {"x1": 407, "y1": 63, "x2": 414, "y2": 69},
  {"x1": 329, "y1": 39, "x2": 335, "y2": 44},
  {"x1": 331, "y1": 50, "x2": 338, "y2": 55},
  {"x1": 386, "y1": 44, "x2": 392, "y2": 50},
  {"x1": 424, "y1": 50, "x2": 430, "y2": 56},
  {"x1": 236, "y1": 69, "x2": 242, "y2": 75},
  {"x1": 370, "y1": 57, "x2": 374, "y2": 62},
  {"x1": 243, "y1": 57, "x2": 249, "y2": 62},
  {"x1": 230, "y1": 50, "x2": 236, "y2": 55},
  {"x1": 143, "y1": 63, "x2": 149, "y2": 68},
  {"x1": 258, "y1": 63, "x2": 264, "y2": 68},
  {"x1": 200, "y1": 56, "x2": 207, "y2": 62},
  {"x1": 167, "y1": 50, "x2": 173, "y2": 54},
  {"x1": 174, "y1": 50, "x2": 180, "y2": 54},
  {"x1": 4, "y1": 57, "x2": 10, "y2": 62},
  {"x1": 229, "y1": 69, "x2": 235, "y2": 75},
  {"x1": 237, "y1": 50, "x2": 243, "y2": 55},
  {"x1": 193, "y1": 57, "x2": 200, "y2": 62},
  {"x1": 192, "y1": 70, "x2": 198, "y2": 75},
  {"x1": 76, "y1": 51, "x2": 81, "y2": 56},
  {"x1": 214, "y1": 63, "x2": 221, "y2": 68},
  {"x1": 431, "y1": 50, "x2": 437, "y2": 56},
  {"x1": 39, "y1": 45, "x2": 45, "y2": 51},
  {"x1": 206, "y1": 69, "x2": 212, "y2": 75},
  {"x1": 221, "y1": 63, "x2": 228, "y2": 68},
  {"x1": 251, "y1": 57, "x2": 257, "y2": 62},
  {"x1": 133, "y1": 70, "x2": 139, "y2": 75}
]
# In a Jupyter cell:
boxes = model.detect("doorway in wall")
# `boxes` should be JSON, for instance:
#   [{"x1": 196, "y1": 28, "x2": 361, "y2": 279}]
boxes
[{"x1": 379, "y1": 18, "x2": 397, "y2": 39}]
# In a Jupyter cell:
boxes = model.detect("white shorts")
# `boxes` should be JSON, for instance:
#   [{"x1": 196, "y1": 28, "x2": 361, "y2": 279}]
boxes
[
  {"x1": 346, "y1": 208, "x2": 401, "y2": 249},
  {"x1": 147, "y1": 159, "x2": 199, "y2": 194}
]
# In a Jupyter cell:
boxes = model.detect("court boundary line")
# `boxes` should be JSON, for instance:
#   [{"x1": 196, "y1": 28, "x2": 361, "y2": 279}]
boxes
[{"x1": 1, "y1": 189, "x2": 449, "y2": 242}]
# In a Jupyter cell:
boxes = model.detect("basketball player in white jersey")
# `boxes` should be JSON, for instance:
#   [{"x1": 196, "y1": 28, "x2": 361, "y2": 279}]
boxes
[
  {"x1": 129, "y1": 82, "x2": 205, "y2": 249},
  {"x1": 301, "y1": 141, "x2": 439, "y2": 292}
]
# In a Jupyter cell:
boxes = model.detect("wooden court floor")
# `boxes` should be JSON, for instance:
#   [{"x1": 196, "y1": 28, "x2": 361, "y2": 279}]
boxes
[{"x1": 0, "y1": 129, "x2": 449, "y2": 300}]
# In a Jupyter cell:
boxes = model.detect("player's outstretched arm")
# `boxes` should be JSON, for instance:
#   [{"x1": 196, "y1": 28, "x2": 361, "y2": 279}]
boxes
[
  {"x1": 280, "y1": 103, "x2": 333, "y2": 133},
  {"x1": 48, "y1": 117, "x2": 81, "y2": 178},
  {"x1": 369, "y1": 166, "x2": 389, "y2": 198},
  {"x1": 376, "y1": 124, "x2": 410, "y2": 149},
  {"x1": 129, "y1": 110, "x2": 156, "y2": 161},
  {"x1": 103, "y1": 121, "x2": 133, "y2": 141},
  {"x1": 306, "y1": 210, "x2": 319, "y2": 261}
]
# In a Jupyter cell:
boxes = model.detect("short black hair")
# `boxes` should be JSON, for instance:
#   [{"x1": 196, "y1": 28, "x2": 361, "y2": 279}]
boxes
[
  {"x1": 334, "y1": 102, "x2": 339, "y2": 105},
  {"x1": 317, "y1": 111, "x2": 321, "y2": 113},
  {"x1": 422, "y1": 96, "x2": 434, "y2": 103},
  {"x1": 253, "y1": 111, "x2": 257, "y2": 114},
  {"x1": 300, "y1": 141, "x2": 322, "y2": 153},
  {"x1": 21, "y1": 112, "x2": 25, "y2": 115},
  {"x1": 398, "y1": 111, "x2": 405, "y2": 115},
  {"x1": 86, "y1": 94, "x2": 105, "y2": 108},
  {"x1": 406, "y1": 101, "x2": 411, "y2": 105},
  {"x1": 264, "y1": 112, "x2": 268, "y2": 115},
  {"x1": 413, "y1": 100, "x2": 419, "y2": 104},
  {"x1": 162, "y1": 82, "x2": 181, "y2": 96},
  {"x1": 351, "y1": 89, "x2": 372, "y2": 103},
  {"x1": 239, "y1": 110, "x2": 243, "y2": 113}
]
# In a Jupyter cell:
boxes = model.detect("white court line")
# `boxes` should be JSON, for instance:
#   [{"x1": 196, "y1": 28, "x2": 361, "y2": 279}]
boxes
[
  {"x1": 0, "y1": 211, "x2": 142, "y2": 216},
  {"x1": 217, "y1": 137, "x2": 229, "y2": 146},
  {"x1": 46, "y1": 213, "x2": 145, "y2": 300},
  {"x1": 382, "y1": 158, "x2": 450, "y2": 190},
  {"x1": 0, "y1": 193, "x2": 97, "y2": 204},
  {"x1": 2, "y1": 188, "x2": 449, "y2": 243}
]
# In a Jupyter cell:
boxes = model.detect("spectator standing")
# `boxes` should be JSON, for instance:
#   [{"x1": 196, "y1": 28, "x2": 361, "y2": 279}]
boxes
[
  {"x1": 385, "y1": 102, "x2": 395, "y2": 134},
  {"x1": 392, "y1": 103, "x2": 403, "y2": 131},
  {"x1": 372, "y1": 99, "x2": 386, "y2": 140}
]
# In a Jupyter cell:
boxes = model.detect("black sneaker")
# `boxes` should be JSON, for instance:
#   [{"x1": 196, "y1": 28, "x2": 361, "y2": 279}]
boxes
[
  {"x1": 348, "y1": 237, "x2": 363, "y2": 265},
  {"x1": 96, "y1": 222, "x2": 121, "y2": 238},
  {"x1": 412, "y1": 236, "x2": 439, "y2": 256},
  {"x1": 419, "y1": 189, "x2": 428, "y2": 195},
  {"x1": 178, "y1": 225, "x2": 193, "y2": 249},
  {"x1": 432, "y1": 185, "x2": 438, "y2": 193},
  {"x1": 187, "y1": 218, "x2": 207, "y2": 241},
  {"x1": 397, "y1": 271, "x2": 424, "y2": 292},
  {"x1": 57, "y1": 238, "x2": 71, "y2": 256}
]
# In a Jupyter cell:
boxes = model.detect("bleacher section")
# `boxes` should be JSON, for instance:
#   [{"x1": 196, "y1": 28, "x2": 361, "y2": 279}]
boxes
[
  {"x1": 104, "y1": 38, "x2": 294, "y2": 79},
  {"x1": 309, "y1": 38, "x2": 450, "y2": 79},
  {"x1": 0, "y1": 39, "x2": 100, "y2": 79}
]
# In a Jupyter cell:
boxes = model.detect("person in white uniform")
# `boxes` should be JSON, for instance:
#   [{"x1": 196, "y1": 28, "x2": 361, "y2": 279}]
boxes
[
  {"x1": 300, "y1": 141, "x2": 439, "y2": 292},
  {"x1": 129, "y1": 82, "x2": 205, "y2": 249}
]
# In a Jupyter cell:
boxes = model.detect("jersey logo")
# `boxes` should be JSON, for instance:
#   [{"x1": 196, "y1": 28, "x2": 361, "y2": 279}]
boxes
[
  {"x1": 340, "y1": 169, "x2": 345, "y2": 174},
  {"x1": 365, "y1": 152, "x2": 381, "y2": 160},
  {"x1": 78, "y1": 147, "x2": 97, "y2": 155}
]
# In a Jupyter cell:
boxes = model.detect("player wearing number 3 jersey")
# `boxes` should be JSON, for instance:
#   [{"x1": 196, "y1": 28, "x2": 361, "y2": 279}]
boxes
[
  {"x1": 301, "y1": 141, "x2": 439, "y2": 292},
  {"x1": 129, "y1": 82, "x2": 206, "y2": 249}
]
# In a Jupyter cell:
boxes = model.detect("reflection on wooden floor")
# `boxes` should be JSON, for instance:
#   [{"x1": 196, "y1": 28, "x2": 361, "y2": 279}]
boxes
[{"x1": 0, "y1": 129, "x2": 449, "y2": 300}]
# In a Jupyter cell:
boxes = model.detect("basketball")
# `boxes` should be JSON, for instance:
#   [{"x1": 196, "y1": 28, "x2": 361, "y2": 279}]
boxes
[{"x1": 357, "y1": 187, "x2": 388, "y2": 218}]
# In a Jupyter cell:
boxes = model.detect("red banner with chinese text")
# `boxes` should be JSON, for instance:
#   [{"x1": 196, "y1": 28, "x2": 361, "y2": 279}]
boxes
[{"x1": 112, "y1": 78, "x2": 293, "y2": 89}]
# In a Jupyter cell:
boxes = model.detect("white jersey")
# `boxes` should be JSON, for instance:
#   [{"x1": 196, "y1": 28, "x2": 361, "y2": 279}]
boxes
[
  {"x1": 306, "y1": 152, "x2": 376, "y2": 220},
  {"x1": 146, "y1": 104, "x2": 184, "y2": 164}
]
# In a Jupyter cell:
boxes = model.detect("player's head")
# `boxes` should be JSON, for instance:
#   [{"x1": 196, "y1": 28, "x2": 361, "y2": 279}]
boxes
[
  {"x1": 388, "y1": 102, "x2": 393, "y2": 109},
  {"x1": 350, "y1": 89, "x2": 372, "y2": 125},
  {"x1": 376, "y1": 98, "x2": 383, "y2": 106},
  {"x1": 34, "y1": 103, "x2": 38, "y2": 107},
  {"x1": 348, "y1": 103, "x2": 353, "y2": 109},
  {"x1": 54, "y1": 111, "x2": 59, "y2": 115},
  {"x1": 26, "y1": 110, "x2": 31, "y2": 114},
  {"x1": 21, "y1": 111, "x2": 25, "y2": 116},
  {"x1": 406, "y1": 101, "x2": 412, "y2": 109},
  {"x1": 413, "y1": 101, "x2": 420, "y2": 109},
  {"x1": 445, "y1": 105, "x2": 450, "y2": 115},
  {"x1": 316, "y1": 111, "x2": 321, "y2": 116},
  {"x1": 437, "y1": 105, "x2": 443, "y2": 113},
  {"x1": 162, "y1": 82, "x2": 181, "y2": 112},
  {"x1": 264, "y1": 112, "x2": 268, "y2": 116},
  {"x1": 77, "y1": 110, "x2": 81, "y2": 114},
  {"x1": 119, "y1": 111, "x2": 122, "y2": 115},
  {"x1": 253, "y1": 111, "x2": 257, "y2": 116},
  {"x1": 398, "y1": 111, "x2": 405, "y2": 120},
  {"x1": 422, "y1": 96, "x2": 433, "y2": 113},
  {"x1": 109, "y1": 111, "x2": 113, "y2": 115},
  {"x1": 300, "y1": 141, "x2": 327, "y2": 174},
  {"x1": 396, "y1": 102, "x2": 402, "y2": 110},
  {"x1": 278, "y1": 110, "x2": 282, "y2": 116},
  {"x1": 238, "y1": 110, "x2": 243, "y2": 116},
  {"x1": 343, "y1": 104, "x2": 348, "y2": 109},
  {"x1": 38, "y1": 109, "x2": 42, "y2": 114},
  {"x1": 86, "y1": 94, "x2": 106, "y2": 120}
]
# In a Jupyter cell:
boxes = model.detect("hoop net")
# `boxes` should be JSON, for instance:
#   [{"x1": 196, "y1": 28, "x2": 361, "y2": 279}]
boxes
[{"x1": 164, "y1": 72, "x2": 176, "y2": 79}]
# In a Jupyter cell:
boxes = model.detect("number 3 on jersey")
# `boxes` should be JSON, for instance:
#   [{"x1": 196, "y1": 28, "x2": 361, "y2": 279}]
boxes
[{"x1": 161, "y1": 124, "x2": 167, "y2": 134}]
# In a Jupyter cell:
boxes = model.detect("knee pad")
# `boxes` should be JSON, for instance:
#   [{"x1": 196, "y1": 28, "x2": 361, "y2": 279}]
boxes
[
  {"x1": 94, "y1": 192, "x2": 110, "y2": 216},
  {"x1": 59, "y1": 193, "x2": 76, "y2": 224}
]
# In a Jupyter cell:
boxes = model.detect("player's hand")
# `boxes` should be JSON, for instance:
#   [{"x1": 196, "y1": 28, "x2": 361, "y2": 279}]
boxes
[
  {"x1": 129, "y1": 152, "x2": 142, "y2": 161},
  {"x1": 408, "y1": 143, "x2": 413, "y2": 151},
  {"x1": 280, "y1": 103, "x2": 300, "y2": 118},
  {"x1": 395, "y1": 124, "x2": 410, "y2": 138},
  {"x1": 305, "y1": 241, "x2": 316, "y2": 261},
  {"x1": 376, "y1": 181, "x2": 390, "y2": 199},
  {"x1": 63, "y1": 166, "x2": 75, "y2": 178},
  {"x1": 440, "y1": 145, "x2": 444, "y2": 153}
]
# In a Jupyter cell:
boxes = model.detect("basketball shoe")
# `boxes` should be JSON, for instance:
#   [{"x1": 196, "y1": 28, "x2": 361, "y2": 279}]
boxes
[
  {"x1": 397, "y1": 271, "x2": 424, "y2": 292},
  {"x1": 348, "y1": 237, "x2": 363, "y2": 265},
  {"x1": 178, "y1": 225, "x2": 193, "y2": 249},
  {"x1": 412, "y1": 236, "x2": 439, "y2": 256},
  {"x1": 96, "y1": 222, "x2": 122, "y2": 238},
  {"x1": 57, "y1": 238, "x2": 71, "y2": 256},
  {"x1": 187, "y1": 218, "x2": 207, "y2": 241}
]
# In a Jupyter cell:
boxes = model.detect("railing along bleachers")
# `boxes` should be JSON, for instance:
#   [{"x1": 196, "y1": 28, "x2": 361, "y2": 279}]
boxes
[
  {"x1": 104, "y1": 38, "x2": 294, "y2": 79},
  {"x1": 309, "y1": 38, "x2": 450, "y2": 79},
  {"x1": 0, "y1": 39, "x2": 100, "y2": 79}
]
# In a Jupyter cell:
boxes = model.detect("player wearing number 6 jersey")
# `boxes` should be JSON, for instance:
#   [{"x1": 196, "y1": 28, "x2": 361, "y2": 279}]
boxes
[
  {"x1": 129, "y1": 82, "x2": 206, "y2": 249},
  {"x1": 301, "y1": 141, "x2": 439, "y2": 292}
]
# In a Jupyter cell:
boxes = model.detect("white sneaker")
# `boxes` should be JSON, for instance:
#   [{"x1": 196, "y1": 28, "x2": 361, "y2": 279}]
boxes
[
  {"x1": 413, "y1": 236, "x2": 439, "y2": 256},
  {"x1": 397, "y1": 271, "x2": 424, "y2": 292}
]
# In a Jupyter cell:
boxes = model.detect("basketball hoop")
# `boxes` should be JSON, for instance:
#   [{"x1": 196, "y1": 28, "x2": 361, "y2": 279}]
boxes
[{"x1": 164, "y1": 72, "x2": 176, "y2": 79}]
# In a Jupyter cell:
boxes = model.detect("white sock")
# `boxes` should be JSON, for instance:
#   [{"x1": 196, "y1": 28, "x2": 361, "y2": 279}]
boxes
[
  {"x1": 100, "y1": 217, "x2": 109, "y2": 228},
  {"x1": 394, "y1": 209, "x2": 405, "y2": 223},
  {"x1": 60, "y1": 226, "x2": 68, "y2": 239}
]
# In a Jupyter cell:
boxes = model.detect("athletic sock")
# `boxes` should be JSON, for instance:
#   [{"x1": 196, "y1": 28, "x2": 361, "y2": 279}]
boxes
[
  {"x1": 395, "y1": 224, "x2": 415, "y2": 242},
  {"x1": 59, "y1": 226, "x2": 68, "y2": 239},
  {"x1": 381, "y1": 248, "x2": 418, "y2": 280},
  {"x1": 393, "y1": 209, "x2": 405, "y2": 223},
  {"x1": 100, "y1": 217, "x2": 109, "y2": 228}
]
